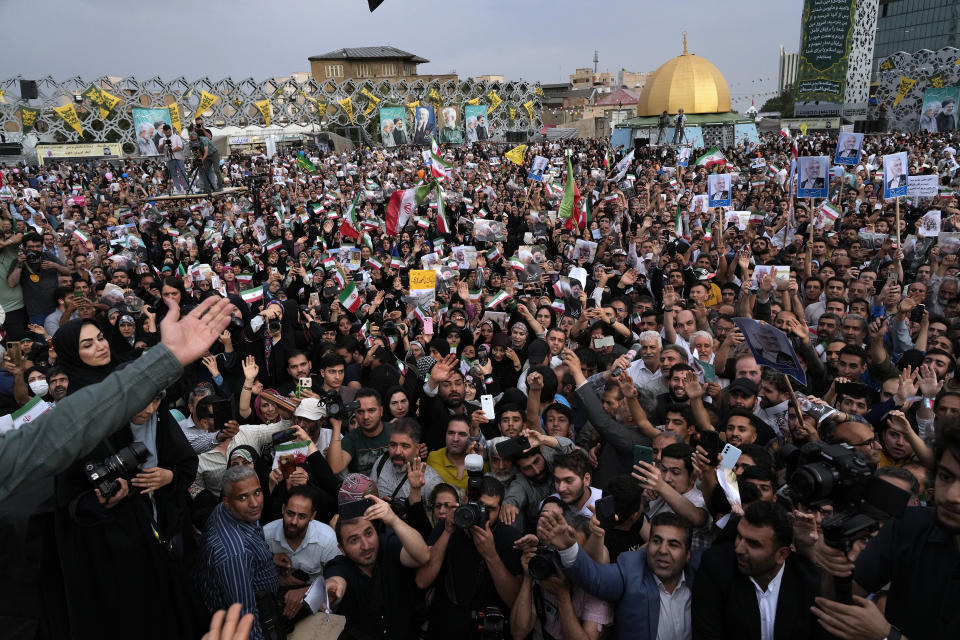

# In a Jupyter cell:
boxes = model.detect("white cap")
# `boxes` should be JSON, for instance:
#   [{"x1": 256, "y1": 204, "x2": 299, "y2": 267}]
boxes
[{"x1": 294, "y1": 398, "x2": 325, "y2": 420}]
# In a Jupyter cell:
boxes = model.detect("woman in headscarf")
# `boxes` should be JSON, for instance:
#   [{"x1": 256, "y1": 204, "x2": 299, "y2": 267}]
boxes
[{"x1": 52, "y1": 317, "x2": 120, "y2": 393}]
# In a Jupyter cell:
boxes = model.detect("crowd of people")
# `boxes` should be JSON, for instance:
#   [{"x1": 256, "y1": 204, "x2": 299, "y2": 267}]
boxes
[{"x1": 1, "y1": 119, "x2": 960, "y2": 640}]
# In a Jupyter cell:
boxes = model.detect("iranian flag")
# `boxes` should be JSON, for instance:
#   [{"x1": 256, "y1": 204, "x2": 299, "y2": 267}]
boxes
[
  {"x1": 558, "y1": 154, "x2": 580, "y2": 220},
  {"x1": 430, "y1": 137, "x2": 454, "y2": 181},
  {"x1": 12, "y1": 395, "x2": 51, "y2": 428},
  {"x1": 508, "y1": 257, "x2": 525, "y2": 271},
  {"x1": 339, "y1": 193, "x2": 361, "y2": 240},
  {"x1": 338, "y1": 281, "x2": 363, "y2": 312},
  {"x1": 436, "y1": 184, "x2": 450, "y2": 234},
  {"x1": 386, "y1": 182, "x2": 432, "y2": 235},
  {"x1": 488, "y1": 289, "x2": 512, "y2": 309},
  {"x1": 264, "y1": 239, "x2": 282, "y2": 253},
  {"x1": 551, "y1": 299, "x2": 566, "y2": 314},
  {"x1": 486, "y1": 247, "x2": 502, "y2": 262},
  {"x1": 696, "y1": 147, "x2": 726, "y2": 169},
  {"x1": 241, "y1": 286, "x2": 264, "y2": 305},
  {"x1": 564, "y1": 196, "x2": 589, "y2": 232},
  {"x1": 545, "y1": 180, "x2": 564, "y2": 199},
  {"x1": 73, "y1": 229, "x2": 90, "y2": 244},
  {"x1": 367, "y1": 257, "x2": 383, "y2": 271},
  {"x1": 673, "y1": 202, "x2": 685, "y2": 239},
  {"x1": 817, "y1": 201, "x2": 842, "y2": 221},
  {"x1": 390, "y1": 257, "x2": 406, "y2": 270},
  {"x1": 236, "y1": 274, "x2": 253, "y2": 286}
]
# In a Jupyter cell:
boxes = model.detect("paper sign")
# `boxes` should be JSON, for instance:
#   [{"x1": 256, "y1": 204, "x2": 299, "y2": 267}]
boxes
[
  {"x1": 907, "y1": 174, "x2": 940, "y2": 198},
  {"x1": 409, "y1": 270, "x2": 436, "y2": 291}
]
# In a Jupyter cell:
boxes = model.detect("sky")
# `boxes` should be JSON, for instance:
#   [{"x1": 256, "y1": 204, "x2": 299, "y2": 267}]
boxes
[{"x1": 0, "y1": 0, "x2": 802, "y2": 112}]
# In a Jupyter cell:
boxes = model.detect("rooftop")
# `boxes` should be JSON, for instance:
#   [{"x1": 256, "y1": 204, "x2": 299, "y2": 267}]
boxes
[
  {"x1": 308, "y1": 46, "x2": 429, "y2": 63},
  {"x1": 594, "y1": 88, "x2": 640, "y2": 106}
]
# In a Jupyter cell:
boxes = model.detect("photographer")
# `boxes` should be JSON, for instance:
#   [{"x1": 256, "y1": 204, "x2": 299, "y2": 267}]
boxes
[
  {"x1": 511, "y1": 499, "x2": 613, "y2": 640},
  {"x1": 157, "y1": 124, "x2": 188, "y2": 193},
  {"x1": 327, "y1": 387, "x2": 389, "y2": 476},
  {"x1": 189, "y1": 129, "x2": 219, "y2": 193},
  {"x1": 7, "y1": 231, "x2": 69, "y2": 327},
  {"x1": 415, "y1": 475, "x2": 523, "y2": 639}
]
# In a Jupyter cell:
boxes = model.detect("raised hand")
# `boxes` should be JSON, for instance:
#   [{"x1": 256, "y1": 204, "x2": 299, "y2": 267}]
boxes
[
  {"x1": 242, "y1": 355, "x2": 259, "y2": 382},
  {"x1": 429, "y1": 353, "x2": 458, "y2": 385},
  {"x1": 160, "y1": 296, "x2": 236, "y2": 366}
]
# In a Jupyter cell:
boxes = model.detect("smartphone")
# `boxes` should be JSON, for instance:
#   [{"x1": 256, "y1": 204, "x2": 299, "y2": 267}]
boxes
[
  {"x1": 339, "y1": 497, "x2": 373, "y2": 520},
  {"x1": 496, "y1": 436, "x2": 531, "y2": 460},
  {"x1": 910, "y1": 303, "x2": 925, "y2": 323},
  {"x1": 593, "y1": 336, "x2": 615, "y2": 349},
  {"x1": 594, "y1": 495, "x2": 617, "y2": 530},
  {"x1": 480, "y1": 394, "x2": 496, "y2": 420},
  {"x1": 278, "y1": 454, "x2": 297, "y2": 479},
  {"x1": 6, "y1": 342, "x2": 21, "y2": 367},
  {"x1": 73, "y1": 290, "x2": 83, "y2": 299},
  {"x1": 423, "y1": 317, "x2": 434, "y2": 334},
  {"x1": 633, "y1": 444, "x2": 653, "y2": 467},
  {"x1": 719, "y1": 443, "x2": 742, "y2": 471},
  {"x1": 272, "y1": 427, "x2": 298, "y2": 446},
  {"x1": 297, "y1": 377, "x2": 312, "y2": 398},
  {"x1": 308, "y1": 292, "x2": 320, "y2": 307},
  {"x1": 210, "y1": 397, "x2": 235, "y2": 426},
  {"x1": 699, "y1": 430, "x2": 722, "y2": 466}
]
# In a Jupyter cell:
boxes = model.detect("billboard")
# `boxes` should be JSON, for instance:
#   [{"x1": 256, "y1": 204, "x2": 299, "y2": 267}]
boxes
[
  {"x1": 37, "y1": 143, "x2": 123, "y2": 166},
  {"x1": 919, "y1": 86, "x2": 959, "y2": 133},
  {"x1": 379, "y1": 106, "x2": 407, "y2": 147},
  {"x1": 131, "y1": 107, "x2": 172, "y2": 156},
  {"x1": 408, "y1": 105, "x2": 436, "y2": 146},
  {"x1": 794, "y1": 0, "x2": 856, "y2": 116},
  {"x1": 464, "y1": 105, "x2": 489, "y2": 143}
]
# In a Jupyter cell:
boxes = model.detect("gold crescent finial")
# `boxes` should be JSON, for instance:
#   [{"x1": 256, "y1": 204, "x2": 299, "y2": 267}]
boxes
[{"x1": 682, "y1": 31, "x2": 688, "y2": 55}]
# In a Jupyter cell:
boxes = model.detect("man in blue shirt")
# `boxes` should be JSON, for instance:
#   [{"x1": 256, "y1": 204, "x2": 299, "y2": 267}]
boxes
[{"x1": 197, "y1": 464, "x2": 279, "y2": 640}]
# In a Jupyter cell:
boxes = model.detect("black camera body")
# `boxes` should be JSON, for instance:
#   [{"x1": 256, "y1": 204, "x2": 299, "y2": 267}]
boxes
[
  {"x1": 317, "y1": 389, "x2": 360, "y2": 421},
  {"x1": 391, "y1": 497, "x2": 409, "y2": 518},
  {"x1": 471, "y1": 607, "x2": 506, "y2": 640},
  {"x1": 453, "y1": 456, "x2": 488, "y2": 529},
  {"x1": 782, "y1": 441, "x2": 873, "y2": 510},
  {"x1": 527, "y1": 546, "x2": 560, "y2": 580},
  {"x1": 83, "y1": 442, "x2": 149, "y2": 499},
  {"x1": 24, "y1": 250, "x2": 42, "y2": 270}
]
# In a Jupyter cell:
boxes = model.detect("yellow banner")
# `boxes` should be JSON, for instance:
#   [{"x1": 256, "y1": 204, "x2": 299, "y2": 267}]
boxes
[
  {"x1": 880, "y1": 58, "x2": 895, "y2": 71},
  {"x1": 407, "y1": 100, "x2": 421, "y2": 109},
  {"x1": 0, "y1": 90, "x2": 6, "y2": 104},
  {"x1": 466, "y1": 97, "x2": 479, "y2": 105},
  {"x1": 535, "y1": 85, "x2": 544, "y2": 97},
  {"x1": 427, "y1": 88, "x2": 441, "y2": 104},
  {"x1": 409, "y1": 269, "x2": 436, "y2": 291},
  {"x1": 360, "y1": 87, "x2": 380, "y2": 105},
  {"x1": 168, "y1": 102, "x2": 182, "y2": 133},
  {"x1": 54, "y1": 103, "x2": 83, "y2": 135},
  {"x1": 931, "y1": 73, "x2": 947, "y2": 88},
  {"x1": 800, "y1": 122, "x2": 808, "y2": 136},
  {"x1": 523, "y1": 100, "x2": 533, "y2": 122},
  {"x1": 20, "y1": 106, "x2": 39, "y2": 132},
  {"x1": 508, "y1": 106, "x2": 517, "y2": 120},
  {"x1": 97, "y1": 88, "x2": 121, "y2": 118},
  {"x1": 36, "y1": 143, "x2": 122, "y2": 165},
  {"x1": 893, "y1": 77, "x2": 916, "y2": 107},
  {"x1": 505, "y1": 144, "x2": 527, "y2": 166},
  {"x1": 338, "y1": 97, "x2": 354, "y2": 124},
  {"x1": 255, "y1": 99, "x2": 271, "y2": 127},
  {"x1": 197, "y1": 89, "x2": 219, "y2": 115},
  {"x1": 488, "y1": 90, "x2": 502, "y2": 112}
]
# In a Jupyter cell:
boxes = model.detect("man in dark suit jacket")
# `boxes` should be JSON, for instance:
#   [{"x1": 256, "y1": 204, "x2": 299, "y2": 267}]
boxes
[
  {"x1": 712, "y1": 189, "x2": 729, "y2": 202},
  {"x1": 392, "y1": 118, "x2": 408, "y2": 146},
  {"x1": 800, "y1": 176, "x2": 825, "y2": 190},
  {"x1": 886, "y1": 174, "x2": 907, "y2": 190},
  {"x1": 476, "y1": 115, "x2": 488, "y2": 141},
  {"x1": 692, "y1": 501, "x2": 822, "y2": 640},
  {"x1": 412, "y1": 108, "x2": 432, "y2": 146}
]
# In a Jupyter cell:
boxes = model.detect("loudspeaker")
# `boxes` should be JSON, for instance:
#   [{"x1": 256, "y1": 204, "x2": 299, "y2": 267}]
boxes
[{"x1": 19, "y1": 80, "x2": 38, "y2": 100}]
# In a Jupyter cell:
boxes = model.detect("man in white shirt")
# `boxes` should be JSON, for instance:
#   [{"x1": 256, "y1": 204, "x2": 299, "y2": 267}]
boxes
[
  {"x1": 263, "y1": 486, "x2": 339, "y2": 620},
  {"x1": 156, "y1": 123, "x2": 189, "y2": 193}
]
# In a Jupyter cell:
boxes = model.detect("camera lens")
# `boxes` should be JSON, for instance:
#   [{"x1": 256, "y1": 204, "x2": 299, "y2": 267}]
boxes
[{"x1": 790, "y1": 462, "x2": 836, "y2": 503}]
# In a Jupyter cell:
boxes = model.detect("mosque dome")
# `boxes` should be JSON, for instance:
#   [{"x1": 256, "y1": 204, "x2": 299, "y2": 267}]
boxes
[{"x1": 636, "y1": 34, "x2": 731, "y2": 116}]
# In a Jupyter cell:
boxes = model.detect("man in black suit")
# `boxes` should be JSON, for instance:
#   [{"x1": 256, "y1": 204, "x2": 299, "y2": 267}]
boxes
[
  {"x1": 692, "y1": 501, "x2": 821, "y2": 640},
  {"x1": 476, "y1": 115, "x2": 488, "y2": 141},
  {"x1": 712, "y1": 188, "x2": 729, "y2": 202},
  {"x1": 800, "y1": 160, "x2": 826, "y2": 191},
  {"x1": 885, "y1": 156, "x2": 907, "y2": 191},
  {"x1": 392, "y1": 118, "x2": 408, "y2": 145},
  {"x1": 412, "y1": 108, "x2": 432, "y2": 146},
  {"x1": 937, "y1": 97, "x2": 957, "y2": 132},
  {"x1": 837, "y1": 135, "x2": 859, "y2": 160}
]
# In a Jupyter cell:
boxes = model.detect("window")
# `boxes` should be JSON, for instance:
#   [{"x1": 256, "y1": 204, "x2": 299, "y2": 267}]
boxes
[
  {"x1": 381, "y1": 63, "x2": 396, "y2": 77},
  {"x1": 356, "y1": 64, "x2": 371, "y2": 78},
  {"x1": 325, "y1": 64, "x2": 343, "y2": 78}
]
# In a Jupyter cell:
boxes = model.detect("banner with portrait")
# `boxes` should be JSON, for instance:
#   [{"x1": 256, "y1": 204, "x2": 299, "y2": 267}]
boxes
[
  {"x1": 918, "y1": 86, "x2": 959, "y2": 133},
  {"x1": 131, "y1": 107, "x2": 172, "y2": 157},
  {"x1": 707, "y1": 174, "x2": 732, "y2": 209},
  {"x1": 408, "y1": 105, "x2": 436, "y2": 146},
  {"x1": 797, "y1": 156, "x2": 830, "y2": 199},
  {"x1": 883, "y1": 151, "x2": 909, "y2": 200},
  {"x1": 833, "y1": 131, "x2": 863, "y2": 166},
  {"x1": 379, "y1": 106, "x2": 407, "y2": 147},
  {"x1": 437, "y1": 105, "x2": 462, "y2": 144},
  {"x1": 464, "y1": 105, "x2": 490, "y2": 143}
]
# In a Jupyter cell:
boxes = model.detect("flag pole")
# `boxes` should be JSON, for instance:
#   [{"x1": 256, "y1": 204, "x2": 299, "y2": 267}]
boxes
[
  {"x1": 783, "y1": 374, "x2": 805, "y2": 431},
  {"x1": 895, "y1": 196, "x2": 901, "y2": 247}
]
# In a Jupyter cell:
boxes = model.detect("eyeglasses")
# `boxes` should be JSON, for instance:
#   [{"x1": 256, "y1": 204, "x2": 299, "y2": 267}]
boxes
[{"x1": 848, "y1": 436, "x2": 878, "y2": 448}]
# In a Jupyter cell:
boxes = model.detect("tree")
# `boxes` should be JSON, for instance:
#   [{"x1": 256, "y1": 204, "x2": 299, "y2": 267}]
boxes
[{"x1": 760, "y1": 88, "x2": 794, "y2": 118}]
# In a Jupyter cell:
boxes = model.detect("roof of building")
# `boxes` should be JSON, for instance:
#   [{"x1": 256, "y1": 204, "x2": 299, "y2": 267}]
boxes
[
  {"x1": 635, "y1": 35, "x2": 731, "y2": 116},
  {"x1": 618, "y1": 111, "x2": 750, "y2": 127},
  {"x1": 308, "y1": 46, "x2": 429, "y2": 64},
  {"x1": 594, "y1": 88, "x2": 640, "y2": 106}
]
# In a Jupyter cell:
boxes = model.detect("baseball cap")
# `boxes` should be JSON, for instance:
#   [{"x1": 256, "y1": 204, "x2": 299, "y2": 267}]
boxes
[
  {"x1": 294, "y1": 398, "x2": 325, "y2": 421},
  {"x1": 338, "y1": 473, "x2": 376, "y2": 505}
]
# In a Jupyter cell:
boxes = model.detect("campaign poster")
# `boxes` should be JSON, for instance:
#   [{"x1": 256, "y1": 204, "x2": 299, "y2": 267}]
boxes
[
  {"x1": 834, "y1": 131, "x2": 863, "y2": 166},
  {"x1": 379, "y1": 107, "x2": 407, "y2": 147},
  {"x1": 918, "y1": 86, "x2": 959, "y2": 133},
  {"x1": 528, "y1": 156, "x2": 548, "y2": 181},
  {"x1": 883, "y1": 151, "x2": 909, "y2": 200},
  {"x1": 438, "y1": 106, "x2": 462, "y2": 144},
  {"x1": 797, "y1": 156, "x2": 830, "y2": 199},
  {"x1": 733, "y1": 317, "x2": 806, "y2": 386},
  {"x1": 408, "y1": 106, "x2": 437, "y2": 146},
  {"x1": 464, "y1": 105, "x2": 490, "y2": 143},
  {"x1": 677, "y1": 147, "x2": 692, "y2": 167},
  {"x1": 131, "y1": 107, "x2": 172, "y2": 157},
  {"x1": 707, "y1": 174, "x2": 732, "y2": 208},
  {"x1": 794, "y1": 0, "x2": 856, "y2": 116}
]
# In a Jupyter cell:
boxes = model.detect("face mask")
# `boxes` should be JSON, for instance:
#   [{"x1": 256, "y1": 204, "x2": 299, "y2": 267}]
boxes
[{"x1": 29, "y1": 380, "x2": 49, "y2": 397}]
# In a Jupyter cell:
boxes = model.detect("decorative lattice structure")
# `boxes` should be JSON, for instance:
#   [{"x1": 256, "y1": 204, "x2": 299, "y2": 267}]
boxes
[
  {"x1": 0, "y1": 75, "x2": 542, "y2": 153},
  {"x1": 875, "y1": 47, "x2": 960, "y2": 131}
]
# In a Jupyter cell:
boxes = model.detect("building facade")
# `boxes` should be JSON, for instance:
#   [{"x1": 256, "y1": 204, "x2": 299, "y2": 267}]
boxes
[
  {"x1": 873, "y1": 0, "x2": 960, "y2": 66},
  {"x1": 778, "y1": 45, "x2": 798, "y2": 94},
  {"x1": 618, "y1": 69, "x2": 652, "y2": 91},
  {"x1": 570, "y1": 68, "x2": 617, "y2": 91},
  {"x1": 308, "y1": 46, "x2": 456, "y2": 84}
]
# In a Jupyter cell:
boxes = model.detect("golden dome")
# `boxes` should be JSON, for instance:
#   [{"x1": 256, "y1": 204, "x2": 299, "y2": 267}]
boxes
[{"x1": 636, "y1": 35, "x2": 731, "y2": 116}]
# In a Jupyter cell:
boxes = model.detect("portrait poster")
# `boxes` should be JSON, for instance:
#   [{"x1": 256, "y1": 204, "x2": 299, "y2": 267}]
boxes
[
  {"x1": 918, "y1": 86, "x2": 959, "y2": 133},
  {"x1": 131, "y1": 107, "x2": 172, "y2": 157},
  {"x1": 438, "y1": 106, "x2": 462, "y2": 144},
  {"x1": 677, "y1": 147, "x2": 692, "y2": 167},
  {"x1": 408, "y1": 106, "x2": 437, "y2": 146},
  {"x1": 528, "y1": 156, "x2": 548, "y2": 182},
  {"x1": 883, "y1": 151, "x2": 909, "y2": 200},
  {"x1": 464, "y1": 105, "x2": 490, "y2": 143},
  {"x1": 833, "y1": 132, "x2": 863, "y2": 166},
  {"x1": 797, "y1": 156, "x2": 830, "y2": 199},
  {"x1": 379, "y1": 106, "x2": 407, "y2": 148},
  {"x1": 707, "y1": 174, "x2": 732, "y2": 208},
  {"x1": 733, "y1": 317, "x2": 806, "y2": 386}
]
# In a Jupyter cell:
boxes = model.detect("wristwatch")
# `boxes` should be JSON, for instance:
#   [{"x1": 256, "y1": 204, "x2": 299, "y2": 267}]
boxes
[{"x1": 883, "y1": 625, "x2": 902, "y2": 640}]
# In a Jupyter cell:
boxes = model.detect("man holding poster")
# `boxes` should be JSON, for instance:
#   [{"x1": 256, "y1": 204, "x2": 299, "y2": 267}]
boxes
[
  {"x1": 733, "y1": 317, "x2": 806, "y2": 385},
  {"x1": 884, "y1": 152, "x2": 909, "y2": 199},
  {"x1": 708, "y1": 174, "x2": 731, "y2": 208},
  {"x1": 797, "y1": 156, "x2": 829, "y2": 199}
]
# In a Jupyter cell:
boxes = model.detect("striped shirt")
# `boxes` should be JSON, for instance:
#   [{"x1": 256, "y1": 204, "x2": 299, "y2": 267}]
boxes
[{"x1": 196, "y1": 503, "x2": 278, "y2": 640}]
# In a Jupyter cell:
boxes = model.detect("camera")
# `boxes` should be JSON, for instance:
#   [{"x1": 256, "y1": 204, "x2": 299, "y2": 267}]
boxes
[
  {"x1": 316, "y1": 389, "x2": 360, "y2": 421},
  {"x1": 83, "y1": 442, "x2": 149, "y2": 499},
  {"x1": 268, "y1": 319, "x2": 282, "y2": 333},
  {"x1": 271, "y1": 427, "x2": 298, "y2": 446},
  {"x1": 471, "y1": 607, "x2": 506, "y2": 640},
  {"x1": 24, "y1": 250, "x2": 42, "y2": 270},
  {"x1": 477, "y1": 345, "x2": 489, "y2": 366},
  {"x1": 390, "y1": 497, "x2": 409, "y2": 518},
  {"x1": 453, "y1": 454, "x2": 489, "y2": 529},
  {"x1": 382, "y1": 320, "x2": 398, "y2": 335},
  {"x1": 781, "y1": 441, "x2": 873, "y2": 511},
  {"x1": 527, "y1": 546, "x2": 560, "y2": 580}
]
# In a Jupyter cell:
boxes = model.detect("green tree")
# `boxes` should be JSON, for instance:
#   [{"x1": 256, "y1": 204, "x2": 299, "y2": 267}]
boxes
[{"x1": 760, "y1": 89, "x2": 794, "y2": 118}]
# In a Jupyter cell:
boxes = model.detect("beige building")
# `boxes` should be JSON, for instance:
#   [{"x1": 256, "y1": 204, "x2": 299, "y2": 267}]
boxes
[
  {"x1": 308, "y1": 46, "x2": 456, "y2": 84},
  {"x1": 619, "y1": 69, "x2": 652, "y2": 91},
  {"x1": 570, "y1": 68, "x2": 617, "y2": 90},
  {"x1": 474, "y1": 74, "x2": 504, "y2": 83}
]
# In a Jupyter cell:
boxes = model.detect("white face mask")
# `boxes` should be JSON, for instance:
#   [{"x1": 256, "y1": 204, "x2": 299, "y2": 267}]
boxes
[{"x1": 29, "y1": 379, "x2": 49, "y2": 397}]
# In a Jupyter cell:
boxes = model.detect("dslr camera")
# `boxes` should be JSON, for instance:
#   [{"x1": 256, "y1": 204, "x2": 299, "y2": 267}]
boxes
[
  {"x1": 23, "y1": 250, "x2": 42, "y2": 271},
  {"x1": 453, "y1": 454, "x2": 489, "y2": 529},
  {"x1": 316, "y1": 389, "x2": 360, "y2": 421},
  {"x1": 84, "y1": 442, "x2": 149, "y2": 499},
  {"x1": 527, "y1": 546, "x2": 561, "y2": 580}
]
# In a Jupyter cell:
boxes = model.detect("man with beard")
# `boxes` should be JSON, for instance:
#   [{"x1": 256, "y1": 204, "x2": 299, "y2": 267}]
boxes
[
  {"x1": 263, "y1": 486, "x2": 339, "y2": 621},
  {"x1": 642, "y1": 344, "x2": 688, "y2": 399},
  {"x1": 418, "y1": 353, "x2": 482, "y2": 449},
  {"x1": 649, "y1": 362, "x2": 694, "y2": 425},
  {"x1": 328, "y1": 388, "x2": 390, "y2": 476},
  {"x1": 756, "y1": 371, "x2": 791, "y2": 435},
  {"x1": 550, "y1": 449, "x2": 601, "y2": 516},
  {"x1": 485, "y1": 436, "x2": 518, "y2": 487},
  {"x1": 813, "y1": 422, "x2": 960, "y2": 639},
  {"x1": 370, "y1": 417, "x2": 440, "y2": 502},
  {"x1": 499, "y1": 430, "x2": 576, "y2": 530},
  {"x1": 426, "y1": 415, "x2": 480, "y2": 492}
]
